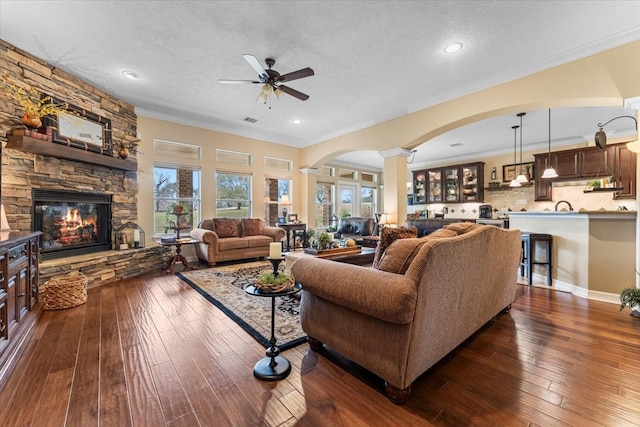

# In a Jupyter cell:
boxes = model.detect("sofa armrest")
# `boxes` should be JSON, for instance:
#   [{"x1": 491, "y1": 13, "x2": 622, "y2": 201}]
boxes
[
  {"x1": 190, "y1": 228, "x2": 218, "y2": 246},
  {"x1": 262, "y1": 225, "x2": 285, "y2": 241},
  {"x1": 292, "y1": 258, "x2": 416, "y2": 324}
]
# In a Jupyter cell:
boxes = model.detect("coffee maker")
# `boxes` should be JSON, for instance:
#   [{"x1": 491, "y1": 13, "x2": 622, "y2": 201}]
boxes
[{"x1": 479, "y1": 204, "x2": 492, "y2": 219}]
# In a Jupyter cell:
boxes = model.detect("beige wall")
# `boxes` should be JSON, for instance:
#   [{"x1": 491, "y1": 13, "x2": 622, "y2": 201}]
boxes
[{"x1": 136, "y1": 116, "x2": 304, "y2": 236}]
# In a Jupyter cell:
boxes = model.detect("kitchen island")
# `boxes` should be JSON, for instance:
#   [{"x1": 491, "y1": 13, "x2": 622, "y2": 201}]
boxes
[{"x1": 508, "y1": 211, "x2": 636, "y2": 302}]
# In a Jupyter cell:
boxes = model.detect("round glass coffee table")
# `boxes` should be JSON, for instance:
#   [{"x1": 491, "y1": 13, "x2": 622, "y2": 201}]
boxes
[{"x1": 243, "y1": 282, "x2": 302, "y2": 381}]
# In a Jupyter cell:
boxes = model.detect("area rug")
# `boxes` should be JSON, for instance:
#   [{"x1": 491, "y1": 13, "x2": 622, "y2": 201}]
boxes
[{"x1": 176, "y1": 261, "x2": 306, "y2": 350}]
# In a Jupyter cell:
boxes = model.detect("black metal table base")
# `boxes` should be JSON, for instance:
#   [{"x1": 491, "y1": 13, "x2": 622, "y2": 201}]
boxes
[{"x1": 253, "y1": 354, "x2": 291, "y2": 381}]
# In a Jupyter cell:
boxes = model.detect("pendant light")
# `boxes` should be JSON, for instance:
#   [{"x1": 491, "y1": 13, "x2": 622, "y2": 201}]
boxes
[
  {"x1": 509, "y1": 125, "x2": 521, "y2": 187},
  {"x1": 515, "y1": 112, "x2": 529, "y2": 183},
  {"x1": 541, "y1": 108, "x2": 559, "y2": 178}
]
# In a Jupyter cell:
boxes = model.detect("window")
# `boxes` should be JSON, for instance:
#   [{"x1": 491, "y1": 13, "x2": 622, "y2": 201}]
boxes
[
  {"x1": 315, "y1": 182, "x2": 335, "y2": 227},
  {"x1": 153, "y1": 165, "x2": 200, "y2": 236},
  {"x1": 361, "y1": 186, "x2": 376, "y2": 217},
  {"x1": 264, "y1": 178, "x2": 291, "y2": 226},
  {"x1": 216, "y1": 171, "x2": 252, "y2": 218}
]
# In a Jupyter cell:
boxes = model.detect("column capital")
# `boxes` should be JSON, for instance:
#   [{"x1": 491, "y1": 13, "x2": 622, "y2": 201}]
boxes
[{"x1": 379, "y1": 148, "x2": 413, "y2": 159}]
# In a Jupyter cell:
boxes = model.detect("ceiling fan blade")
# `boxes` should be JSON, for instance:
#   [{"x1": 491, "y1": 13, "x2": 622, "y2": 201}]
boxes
[
  {"x1": 278, "y1": 67, "x2": 314, "y2": 82},
  {"x1": 218, "y1": 79, "x2": 261, "y2": 84},
  {"x1": 277, "y1": 85, "x2": 310, "y2": 101},
  {"x1": 242, "y1": 54, "x2": 268, "y2": 82}
]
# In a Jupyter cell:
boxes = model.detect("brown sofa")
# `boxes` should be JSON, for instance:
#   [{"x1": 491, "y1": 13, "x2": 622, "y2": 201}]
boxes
[
  {"x1": 291, "y1": 224, "x2": 521, "y2": 403},
  {"x1": 190, "y1": 218, "x2": 285, "y2": 266}
]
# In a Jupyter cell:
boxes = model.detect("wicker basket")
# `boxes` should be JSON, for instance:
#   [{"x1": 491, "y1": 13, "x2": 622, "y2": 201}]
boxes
[
  {"x1": 43, "y1": 271, "x2": 88, "y2": 310},
  {"x1": 253, "y1": 272, "x2": 295, "y2": 293}
]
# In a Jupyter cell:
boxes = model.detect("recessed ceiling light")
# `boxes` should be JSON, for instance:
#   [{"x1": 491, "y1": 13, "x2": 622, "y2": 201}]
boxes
[
  {"x1": 291, "y1": 119, "x2": 302, "y2": 124},
  {"x1": 444, "y1": 42, "x2": 463, "y2": 54},
  {"x1": 121, "y1": 70, "x2": 140, "y2": 80}
]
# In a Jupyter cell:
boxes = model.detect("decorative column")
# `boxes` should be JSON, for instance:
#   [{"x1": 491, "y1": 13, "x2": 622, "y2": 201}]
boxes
[
  {"x1": 379, "y1": 148, "x2": 412, "y2": 226},
  {"x1": 299, "y1": 167, "x2": 319, "y2": 229}
]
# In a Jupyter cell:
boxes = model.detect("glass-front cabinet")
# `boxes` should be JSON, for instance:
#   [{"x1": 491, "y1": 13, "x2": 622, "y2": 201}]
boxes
[
  {"x1": 427, "y1": 169, "x2": 442, "y2": 203},
  {"x1": 414, "y1": 173, "x2": 426, "y2": 204},
  {"x1": 412, "y1": 162, "x2": 484, "y2": 204}
]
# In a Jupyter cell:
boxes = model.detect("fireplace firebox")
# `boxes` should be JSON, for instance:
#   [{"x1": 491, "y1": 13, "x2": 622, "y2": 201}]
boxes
[{"x1": 32, "y1": 189, "x2": 112, "y2": 260}]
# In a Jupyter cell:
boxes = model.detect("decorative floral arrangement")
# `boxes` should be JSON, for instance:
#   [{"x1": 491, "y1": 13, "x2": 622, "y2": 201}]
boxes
[
  {"x1": 113, "y1": 131, "x2": 141, "y2": 153},
  {"x1": 1, "y1": 71, "x2": 69, "y2": 123},
  {"x1": 254, "y1": 270, "x2": 295, "y2": 293}
]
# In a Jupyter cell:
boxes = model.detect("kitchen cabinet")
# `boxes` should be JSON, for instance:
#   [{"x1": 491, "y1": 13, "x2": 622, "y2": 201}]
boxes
[
  {"x1": 612, "y1": 144, "x2": 636, "y2": 199},
  {"x1": 412, "y1": 162, "x2": 484, "y2": 204},
  {"x1": 0, "y1": 232, "x2": 41, "y2": 389},
  {"x1": 533, "y1": 142, "x2": 635, "y2": 201}
]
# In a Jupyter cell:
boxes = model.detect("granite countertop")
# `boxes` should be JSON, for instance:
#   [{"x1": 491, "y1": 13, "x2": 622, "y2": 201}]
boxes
[{"x1": 508, "y1": 209, "x2": 636, "y2": 216}]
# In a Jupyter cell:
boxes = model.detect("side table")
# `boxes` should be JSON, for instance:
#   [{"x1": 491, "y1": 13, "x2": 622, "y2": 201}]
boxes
[
  {"x1": 157, "y1": 238, "x2": 198, "y2": 274},
  {"x1": 277, "y1": 223, "x2": 307, "y2": 252},
  {"x1": 243, "y1": 282, "x2": 302, "y2": 381}
]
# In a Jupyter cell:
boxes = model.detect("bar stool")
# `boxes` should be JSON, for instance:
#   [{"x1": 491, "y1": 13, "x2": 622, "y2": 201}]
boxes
[{"x1": 520, "y1": 232, "x2": 553, "y2": 285}]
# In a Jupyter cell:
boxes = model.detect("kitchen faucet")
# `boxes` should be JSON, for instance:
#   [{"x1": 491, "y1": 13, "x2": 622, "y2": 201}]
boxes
[{"x1": 555, "y1": 200, "x2": 573, "y2": 211}]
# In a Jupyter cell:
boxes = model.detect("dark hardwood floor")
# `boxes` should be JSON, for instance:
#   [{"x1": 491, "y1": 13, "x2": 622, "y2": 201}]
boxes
[{"x1": 1, "y1": 266, "x2": 639, "y2": 426}]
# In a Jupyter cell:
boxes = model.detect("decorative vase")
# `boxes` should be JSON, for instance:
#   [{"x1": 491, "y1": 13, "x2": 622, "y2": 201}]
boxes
[
  {"x1": 22, "y1": 114, "x2": 42, "y2": 129},
  {"x1": 118, "y1": 147, "x2": 129, "y2": 159}
]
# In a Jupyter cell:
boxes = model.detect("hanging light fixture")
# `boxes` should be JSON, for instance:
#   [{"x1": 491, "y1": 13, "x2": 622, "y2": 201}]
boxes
[
  {"x1": 509, "y1": 125, "x2": 521, "y2": 187},
  {"x1": 516, "y1": 112, "x2": 529, "y2": 183},
  {"x1": 594, "y1": 115, "x2": 639, "y2": 153},
  {"x1": 541, "y1": 108, "x2": 559, "y2": 179}
]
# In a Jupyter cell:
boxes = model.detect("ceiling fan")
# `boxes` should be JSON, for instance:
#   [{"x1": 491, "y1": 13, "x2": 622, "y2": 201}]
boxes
[{"x1": 218, "y1": 55, "x2": 314, "y2": 105}]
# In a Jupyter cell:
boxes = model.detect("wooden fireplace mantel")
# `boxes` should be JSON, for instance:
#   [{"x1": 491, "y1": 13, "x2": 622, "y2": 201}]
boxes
[{"x1": 5, "y1": 135, "x2": 137, "y2": 172}]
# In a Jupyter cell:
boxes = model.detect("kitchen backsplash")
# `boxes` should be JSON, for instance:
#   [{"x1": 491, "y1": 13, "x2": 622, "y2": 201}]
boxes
[{"x1": 408, "y1": 184, "x2": 636, "y2": 219}]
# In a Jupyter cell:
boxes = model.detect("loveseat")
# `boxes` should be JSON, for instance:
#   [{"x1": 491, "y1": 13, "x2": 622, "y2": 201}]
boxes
[
  {"x1": 335, "y1": 216, "x2": 376, "y2": 242},
  {"x1": 190, "y1": 218, "x2": 285, "y2": 266},
  {"x1": 291, "y1": 223, "x2": 521, "y2": 403},
  {"x1": 404, "y1": 218, "x2": 470, "y2": 237}
]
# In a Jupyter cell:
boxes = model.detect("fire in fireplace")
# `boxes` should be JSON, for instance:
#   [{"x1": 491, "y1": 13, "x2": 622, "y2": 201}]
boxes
[{"x1": 32, "y1": 189, "x2": 112, "y2": 260}]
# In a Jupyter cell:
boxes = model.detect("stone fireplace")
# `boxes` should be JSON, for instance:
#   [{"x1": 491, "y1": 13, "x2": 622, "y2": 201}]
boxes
[{"x1": 32, "y1": 189, "x2": 112, "y2": 260}]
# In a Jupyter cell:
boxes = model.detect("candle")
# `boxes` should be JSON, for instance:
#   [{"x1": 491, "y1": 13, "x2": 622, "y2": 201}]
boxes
[
  {"x1": 134, "y1": 229, "x2": 140, "y2": 242},
  {"x1": 269, "y1": 242, "x2": 282, "y2": 259}
]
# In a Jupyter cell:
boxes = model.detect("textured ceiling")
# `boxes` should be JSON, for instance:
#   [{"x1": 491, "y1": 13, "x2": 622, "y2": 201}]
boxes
[{"x1": 1, "y1": 1, "x2": 640, "y2": 169}]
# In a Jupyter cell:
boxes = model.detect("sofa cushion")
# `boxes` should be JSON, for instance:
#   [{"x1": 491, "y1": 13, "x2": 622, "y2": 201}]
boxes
[
  {"x1": 372, "y1": 226, "x2": 418, "y2": 269},
  {"x1": 245, "y1": 235, "x2": 273, "y2": 248},
  {"x1": 241, "y1": 218, "x2": 263, "y2": 236},
  {"x1": 376, "y1": 229, "x2": 457, "y2": 274},
  {"x1": 214, "y1": 218, "x2": 239, "y2": 238},
  {"x1": 443, "y1": 222, "x2": 483, "y2": 235},
  {"x1": 217, "y1": 237, "x2": 248, "y2": 251}
]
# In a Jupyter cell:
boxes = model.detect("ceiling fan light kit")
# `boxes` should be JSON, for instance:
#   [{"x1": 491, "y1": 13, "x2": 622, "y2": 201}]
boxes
[{"x1": 219, "y1": 55, "x2": 314, "y2": 109}]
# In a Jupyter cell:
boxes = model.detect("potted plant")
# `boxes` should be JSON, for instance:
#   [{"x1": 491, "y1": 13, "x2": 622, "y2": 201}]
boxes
[
  {"x1": 620, "y1": 285, "x2": 640, "y2": 319},
  {"x1": 316, "y1": 231, "x2": 332, "y2": 250}
]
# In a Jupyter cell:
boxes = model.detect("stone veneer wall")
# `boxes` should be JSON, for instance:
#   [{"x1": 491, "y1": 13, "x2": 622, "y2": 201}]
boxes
[{"x1": 0, "y1": 39, "x2": 169, "y2": 287}]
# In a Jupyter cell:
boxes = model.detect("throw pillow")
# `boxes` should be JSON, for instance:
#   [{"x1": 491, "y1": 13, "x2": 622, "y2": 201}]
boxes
[
  {"x1": 426, "y1": 228, "x2": 458, "y2": 239},
  {"x1": 376, "y1": 228, "x2": 457, "y2": 274},
  {"x1": 214, "y1": 218, "x2": 239, "y2": 238},
  {"x1": 443, "y1": 222, "x2": 483, "y2": 235},
  {"x1": 372, "y1": 226, "x2": 418, "y2": 268},
  {"x1": 376, "y1": 238, "x2": 425, "y2": 274},
  {"x1": 241, "y1": 218, "x2": 263, "y2": 236}
]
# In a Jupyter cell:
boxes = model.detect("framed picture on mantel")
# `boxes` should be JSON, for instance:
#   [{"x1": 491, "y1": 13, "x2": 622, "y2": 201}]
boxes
[
  {"x1": 503, "y1": 162, "x2": 534, "y2": 183},
  {"x1": 42, "y1": 96, "x2": 113, "y2": 156}
]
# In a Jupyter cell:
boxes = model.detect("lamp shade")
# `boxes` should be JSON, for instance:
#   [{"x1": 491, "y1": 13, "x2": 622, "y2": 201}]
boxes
[
  {"x1": 280, "y1": 194, "x2": 291, "y2": 205},
  {"x1": 509, "y1": 179, "x2": 521, "y2": 188},
  {"x1": 626, "y1": 139, "x2": 640, "y2": 153},
  {"x1": 541, "y1": 167, "x2": 559, "y2": 179}
]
